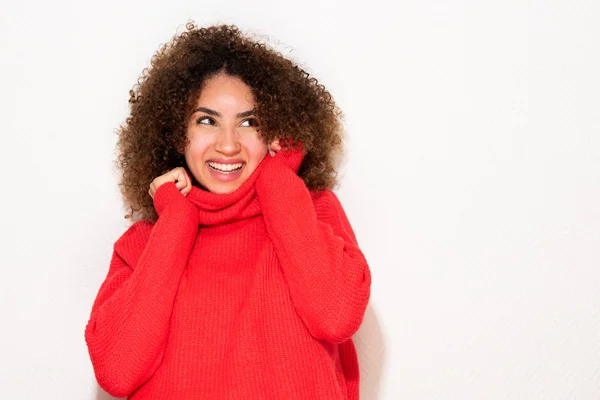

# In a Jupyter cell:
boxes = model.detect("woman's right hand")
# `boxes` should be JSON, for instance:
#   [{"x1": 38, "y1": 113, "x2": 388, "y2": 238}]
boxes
[{"x1": 149, "y1": 167, "x2": 193, "y2": 199}]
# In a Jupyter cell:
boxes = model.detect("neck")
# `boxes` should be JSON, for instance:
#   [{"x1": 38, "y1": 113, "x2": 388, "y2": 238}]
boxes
[{"x1": 185, "y1": 158, "x2": 266, "y2": 226}]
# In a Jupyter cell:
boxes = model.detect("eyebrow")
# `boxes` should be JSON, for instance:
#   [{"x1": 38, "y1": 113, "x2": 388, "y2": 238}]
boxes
[{"x1": 192, "y1": 107, "x2": 256, "y2": 118}]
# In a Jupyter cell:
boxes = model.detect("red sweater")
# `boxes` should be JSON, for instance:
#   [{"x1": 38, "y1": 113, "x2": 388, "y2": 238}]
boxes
[{"x1": 84, "y1": 149, "x2": 371, "y2": 399}]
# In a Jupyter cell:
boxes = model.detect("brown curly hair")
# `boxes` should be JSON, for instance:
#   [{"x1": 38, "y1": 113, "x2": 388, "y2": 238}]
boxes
[{"x1": 116, "y1": 21, "x2": 344, "y2": 223}]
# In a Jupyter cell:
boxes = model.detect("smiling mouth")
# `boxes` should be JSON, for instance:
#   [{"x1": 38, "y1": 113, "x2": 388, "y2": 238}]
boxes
[{"x1": 207, "y1": 161, "x2": 245, "y2": 174}]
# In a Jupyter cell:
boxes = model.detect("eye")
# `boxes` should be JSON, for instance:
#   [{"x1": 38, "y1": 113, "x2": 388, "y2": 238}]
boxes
[
  {"x1": 196, "y1": 116, "x2": 215, "y2": 125},
  {"x1": 240, "y1": 118, "x2": 259, "y2": 128}
]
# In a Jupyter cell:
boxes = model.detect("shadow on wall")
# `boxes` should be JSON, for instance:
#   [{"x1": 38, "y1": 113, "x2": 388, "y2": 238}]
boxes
[
  {"x1": 356, "y1": 303, "x2": 386, "y2": 400},
  {"x1": 93, "y1": 305, "x2": 386, "y2": 400},
  {"x1": 95, "y1": 387, "x2": 121, "y2": 400}
]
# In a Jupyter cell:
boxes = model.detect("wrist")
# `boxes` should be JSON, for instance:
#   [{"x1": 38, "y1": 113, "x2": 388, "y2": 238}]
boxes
[{"x1": 153, "y1": 182, "x2": 197, "y2": 217}]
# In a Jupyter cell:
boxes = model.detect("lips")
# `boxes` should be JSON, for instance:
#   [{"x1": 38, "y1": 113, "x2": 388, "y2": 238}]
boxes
[
  {"x1": 205, "y1": 159, "x2": 246, "y2": 182},
  {"x1": 207, "y1": 161, "x2": 244, "y2": 173}
]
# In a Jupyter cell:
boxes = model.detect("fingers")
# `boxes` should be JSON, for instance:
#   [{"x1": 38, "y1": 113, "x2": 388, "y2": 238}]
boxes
[
  {"x1": 174, "y1": 167, "x2": 192, "y2": 196},
  {"x1": 149, "y1": 167, "x2": 193, "y2": 199},
  {"x1": 267, "y1": 140, "x2": 305, "y2": 172},
  {"x1": 181, "y1": 169, "x2": 192, "y2": 196},
  {"x1": 268, "y1": 139, "x2": 281, "y2": 157},
  {"x1": 174, "y1": 168, "x2": 186, "y2": 190}
]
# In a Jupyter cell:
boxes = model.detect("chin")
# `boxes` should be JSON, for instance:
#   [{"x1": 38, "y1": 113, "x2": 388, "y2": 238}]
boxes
[
  {"x1": 204, "y1": 180, "x2": 244, "y2": 194},
  {"x1": 209, "y1": 185, "x2": 238, "y2": 194}
]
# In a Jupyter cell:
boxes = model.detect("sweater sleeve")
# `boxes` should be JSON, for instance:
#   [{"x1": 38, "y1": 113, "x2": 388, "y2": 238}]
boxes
[
  {"x1": 84, "y1": 182, "x2": 199, "y2": 398},
  {"x1": 256, "y1": 168, "x2": 371, "y2": 344}
]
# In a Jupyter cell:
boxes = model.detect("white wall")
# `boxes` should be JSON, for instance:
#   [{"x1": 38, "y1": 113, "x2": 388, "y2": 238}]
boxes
[{"x1": 1, "y1": 0, "x2": 599, "y2": 398}]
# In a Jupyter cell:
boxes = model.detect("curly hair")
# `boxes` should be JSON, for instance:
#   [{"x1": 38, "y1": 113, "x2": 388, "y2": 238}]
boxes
[{"x1": 116, "y1": 21, "x2": 344, "y2": 223}]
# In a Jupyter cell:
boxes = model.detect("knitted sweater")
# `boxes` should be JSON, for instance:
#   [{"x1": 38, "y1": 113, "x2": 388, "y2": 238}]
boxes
[{"x1": 84, "y1": 150, "x2": 371, "y2": 399}]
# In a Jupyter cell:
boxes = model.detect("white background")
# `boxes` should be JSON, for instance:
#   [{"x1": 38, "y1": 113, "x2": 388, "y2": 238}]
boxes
[{"x1": 1, "y1": 0, "x2": 599, "y2": 399}]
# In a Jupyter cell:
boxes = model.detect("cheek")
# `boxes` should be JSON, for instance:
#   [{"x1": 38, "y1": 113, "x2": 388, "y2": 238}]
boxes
[
  {"x1": 185, "y1": 136, "x2": 213, "y2": 159},
  {"x1": 243, "y1": 137, "x2": 268, "y2": 163}
]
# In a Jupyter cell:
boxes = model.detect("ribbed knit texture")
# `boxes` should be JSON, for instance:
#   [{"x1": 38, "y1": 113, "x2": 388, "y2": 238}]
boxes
[{"x1": 84, "y1": 149, "x2": 371, "y2": 399}]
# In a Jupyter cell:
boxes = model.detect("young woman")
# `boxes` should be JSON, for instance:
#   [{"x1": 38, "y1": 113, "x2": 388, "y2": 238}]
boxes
[{"x1": 84, "y1": 22, "x2": 371, "y2": 399}]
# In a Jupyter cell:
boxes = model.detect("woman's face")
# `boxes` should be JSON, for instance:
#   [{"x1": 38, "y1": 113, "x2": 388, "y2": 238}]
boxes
[{"x1": 183, "y1": 73, "x2": 271, "y2": 194}]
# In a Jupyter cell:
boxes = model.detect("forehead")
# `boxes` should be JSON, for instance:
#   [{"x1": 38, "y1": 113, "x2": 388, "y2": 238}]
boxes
[{"x1": 197, "y1": 74, "x2": 255, "y2": 105}]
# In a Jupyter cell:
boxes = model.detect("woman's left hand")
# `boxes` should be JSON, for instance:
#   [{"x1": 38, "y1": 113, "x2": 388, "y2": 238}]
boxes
[
  {"x1": 266, "y1": 138, "x2": 305, "y2": 173},
  {"x1": 268, "y1": 139, "x2": 281, "y2": 157}
]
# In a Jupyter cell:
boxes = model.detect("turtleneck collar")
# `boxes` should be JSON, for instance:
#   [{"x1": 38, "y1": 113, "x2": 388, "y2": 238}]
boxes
[{"x1": 185, "y1": 156, "x2": 267, "y2": 226}]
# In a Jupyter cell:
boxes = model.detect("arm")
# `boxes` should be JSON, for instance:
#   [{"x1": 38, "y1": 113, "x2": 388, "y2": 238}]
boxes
[
  {"x1": 84, "y1": 182, "x2": 198, "y2": 397},
  {"x1": 255, "y1": 152, "x2": 371, "y2": 344}
]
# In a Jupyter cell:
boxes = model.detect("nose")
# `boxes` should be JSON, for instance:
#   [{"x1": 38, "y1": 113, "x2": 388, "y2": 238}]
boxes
[{"x1": 214, "y1": 125, "x2": 241, "y2": 156}]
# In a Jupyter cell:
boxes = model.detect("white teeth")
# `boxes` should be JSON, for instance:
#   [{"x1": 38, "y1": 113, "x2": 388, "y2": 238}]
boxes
[{"x1": 207, "y1": 162, "x2": 244, "y2": 173}]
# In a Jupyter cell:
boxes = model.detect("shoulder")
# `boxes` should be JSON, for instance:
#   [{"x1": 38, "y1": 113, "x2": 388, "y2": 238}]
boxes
[{"x1": 113, "y1": 220, "x2": 154, "y2": 268}]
